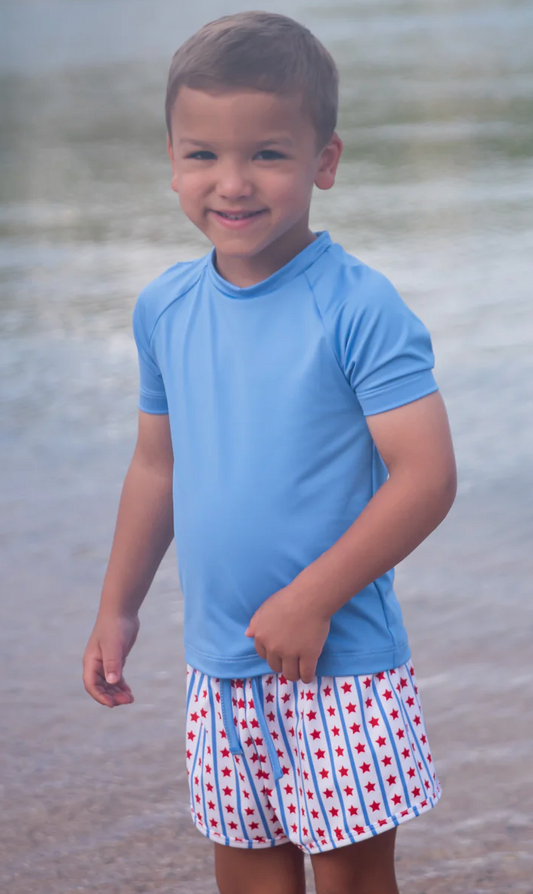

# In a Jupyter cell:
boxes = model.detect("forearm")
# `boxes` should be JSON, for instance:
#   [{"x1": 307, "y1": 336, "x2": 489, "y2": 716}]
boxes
[
  {"x1": 98, "y1": 450, "x2": 174, "y2": 619},
  {"x1": 293, "y1": 467, "x2": 456, "y2": 618}
]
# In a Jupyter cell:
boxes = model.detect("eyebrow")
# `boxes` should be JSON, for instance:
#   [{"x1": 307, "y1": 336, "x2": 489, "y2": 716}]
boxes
[{"x1": 179, "y1": 137, "x2": 295, "y2": 147}]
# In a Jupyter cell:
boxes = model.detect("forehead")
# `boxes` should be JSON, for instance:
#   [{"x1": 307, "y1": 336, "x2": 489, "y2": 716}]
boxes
[{"x1": 171, "y1": 86, "x2": 313, "y2": 145}]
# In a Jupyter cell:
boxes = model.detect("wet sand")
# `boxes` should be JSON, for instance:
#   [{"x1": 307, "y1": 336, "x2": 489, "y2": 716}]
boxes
[{"x1": 1, "y1": 441, "x2": 532, "y2": 893}]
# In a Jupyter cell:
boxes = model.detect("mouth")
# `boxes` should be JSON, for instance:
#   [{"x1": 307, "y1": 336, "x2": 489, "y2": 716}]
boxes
[{"x1": 211, "y1": 209, "x2": 266, "y2": 220}]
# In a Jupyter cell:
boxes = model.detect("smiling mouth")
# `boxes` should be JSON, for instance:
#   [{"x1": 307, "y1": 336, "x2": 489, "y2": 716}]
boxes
[{"x1": 212, "y1": 210, "x2": 266, "y2": 220}]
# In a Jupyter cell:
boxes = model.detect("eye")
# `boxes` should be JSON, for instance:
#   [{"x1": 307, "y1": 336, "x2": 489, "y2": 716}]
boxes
[
  {"x1": 186, "y1": 151, "x2": 216, "y2": 160},
  {"x1": 256, "y1": 150, "x2": 285, "y2": 160}
]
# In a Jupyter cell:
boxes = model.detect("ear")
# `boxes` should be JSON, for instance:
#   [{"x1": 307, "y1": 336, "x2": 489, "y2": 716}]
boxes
[
  {"x1": 314, "y1": 132, "x2": 343, "y2": 191},
  {"x1": 167, "y1": 134, "x2": 179, "y2": 194}
]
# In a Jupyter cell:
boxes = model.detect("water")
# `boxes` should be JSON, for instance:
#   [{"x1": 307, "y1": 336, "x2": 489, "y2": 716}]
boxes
[{"x1": 1, "y1": 2, "x2": 533, "y2": 892}]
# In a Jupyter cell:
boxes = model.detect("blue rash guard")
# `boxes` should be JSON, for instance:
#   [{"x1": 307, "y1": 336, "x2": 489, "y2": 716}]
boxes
[{"x1": 133, "y1": 230, "x2": 438, "y2": 678}]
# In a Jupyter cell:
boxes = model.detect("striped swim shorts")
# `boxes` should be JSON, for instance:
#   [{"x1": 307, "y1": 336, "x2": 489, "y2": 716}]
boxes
[{"x1": 185, "y1": 660, "x2": 441, "y2": 853}]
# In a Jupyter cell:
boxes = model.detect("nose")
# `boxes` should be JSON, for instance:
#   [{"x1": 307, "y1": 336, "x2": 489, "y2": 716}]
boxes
[{"x1": 215, "y1": 158, "x2": 253, "y2": 200}]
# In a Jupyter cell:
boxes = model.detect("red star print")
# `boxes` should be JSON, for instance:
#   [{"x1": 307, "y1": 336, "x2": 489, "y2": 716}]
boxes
[
  {"x1": 276, "y1": 748, "x2": 284, "y2": 758},
  {"x1": 310, "y1": 729, "x2": 321, "y2": 740},
  {"x1": 339, "y1": 767, "x2": 349, "y2": 778},
  {"x1": 407, "y1": 767, "x2": 416, "y2": 779},
  {"x1": 319, "y1": 768, "x2": 329, "y2": 779},
  {"x1": 323, "y1": 685, "x2": 332, "y2": 696},
  {"x1": 365, "y1": 698, "x2": 373, "y2": 708},
  {"x1": 265, "y1": 692, "x2": 275, "y2": 704},
  {"x1": 348, "y1": 805, "x2": 359, "y2": 816},
  {"x1": 324, "y1": 788, "x2": 334, "y2": 799},
  {"x1": 186, "y1": 749, "x2": 192, "y2": 760},
  {"x1": 225, "y1": 805, "x2": 234, "y2": 814},
  {"x1": 250, "y1": 822, "x2": 259, "y2": 830},
  {"x1": 363, "y1": 677, "x2": 372, "y2": 689},
  {"x1": 306, "y1": 789, "x2": 314, "y2": 800},
  {"x1": 354, "y1": 742, "x2": 366, "y2": 754},
  {"x1": 355, "y1": 824, "x2": 365, "y2": 834},
  {"x1": 334, "y1": 826, "x2": 344, "y2": 839},
  {"x1": 311, "y1": 808, "x2": 319, "y2": 819},
  {"x1": 208, "y1": 800, "x2": 216, "y2": 810},
  {"x1": 291, "y1": 823, "x2": 298, "y2": 833},
  {"x1": 344, "y1": 785, "x2": 354, "y2": 796},
  {"x1": 229, "y1": 820, "x2": 238, "y2": 829},
  {"x1": 195, "y1": 794, "x2": 201, "y2": 804},
  {"x1": 376, "y1": 736, "x2": 387, "y2": 747},
  {"x1": 331, "y1": 726, "x2": 341, "y2": 737},
  {"x1": 369, "y1": 717, "x2": 380, "y2": 728},
  {"x1": 350, "y1": 723, "x2": 361, "y2": 734},
  {"x1": 200, "y1": 708, "x2": 207, "y2": 718},
  {"x1": 250, "y1": 718, "x2": 260, "y2": 729},
  {"x1": 411, "y1": 787, "x2": 421, "y2": 798},
  {"x1": 383, "y1": 689, "x2": 393, "y2": 701},
  {"x1": 370, "y1": 801, "x2": 381, "y2": 812},
  {"x1": 305, "y1": 690, "x2": 314, "y2": 700},
  {"x1": 210, "y1": 818, "x2": 218, "y2": 828},
  {"x1": 221, "y1": 747, "x2": 230, "y2": 758},
  {"x1": 406, "y1": 695, "x2": 415, "y2": 707},
  {"x1": 307, "y1": 710, "x2": 317, "y2": 721},
  {"x1": 360, "y1": 762, "x2": 371, "y2": 774},
  {"x1": 381, "y1": 755, "x2": 392, "y2": 767},
  {"x1": 377, "y1": 672, "x2": 386, "y2": 681},
  {"x1": 386, "y1": 775, "x2": 397, "y2": 786},
  {"x1": 190, "y1": 712, "x2": 199, "y2": 722},
  {"x1": 288, "y1": 804, "x2": 296, "y2": 814},
  {"x1": 243, "y1": 790, "x2": 250, "y2": 799},
  {"x1": 266, "y1": 676, "x2": 273, "y2": 685},
  {"x1": 317, "y1": 827, "x2": 326, "y2": 837},
  {"x1": 390, "y1": 709, "x2": 399, "y2": 720},
  {"x1": 378, "y1": 819, "x2": 388, "y2": 827},
  {"x1": 279, "y1": 674, "x2": 288, "y2": 685},
  {"x1": 365, "y1": 782, "x2": 376, "y2": 793},
  {"x1": 284, "y1": 784, "x2": 293, "y2": 794},
  {"x1": 402, "y1": 748, "x2": 410, "y2": 759},
  {"x1": 421, "y1": 734, "x2": 427, "y2": 744},
  {"x1": 395, "y1": 729, "x2": 405, "y2": 740},
  {"x1": 341, "y1": 682, "x2": 352, "y2": 693},
  {"x1": 327, "y1": 706, "x2": 336, "y2": 716},
  {"x1": 329, "y1": 807, "x2": 339, "y2": 817},
  {"x1": 221, "y1": 767, "x2": 231, "y2": 777},
  {"x1": 223, "y1": 786, "x2": 233, "y2": 796},
  {"x1": 413, "y1": 714, "x2": 421, "y2": 726},
  {"x1": 391, "y1": 794, "x2": 402, "y2": 805},
  {"x1": 187, "y1": 731, "x2": 195, "y2": 741},
  {"x1": 336, "y1": 746, "x2": 345, "y2": 756},
  {"x1": 205, "y1": 764, "x2": 212, "y2": 774},
  {"x1": 245, "y1": 807, "x2": 255, "y2": 816},
  {"x1": 345, "y1": 703, "x2": 356, "y2": 714},
  {"x1": 315, "y1": 749, "x2": 326, "y2": 760}
]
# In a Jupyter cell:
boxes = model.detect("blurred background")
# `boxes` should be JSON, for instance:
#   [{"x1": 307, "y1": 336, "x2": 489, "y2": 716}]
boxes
[{"x1": 1, "y1": 1, "x2": 532, "y2": 892}]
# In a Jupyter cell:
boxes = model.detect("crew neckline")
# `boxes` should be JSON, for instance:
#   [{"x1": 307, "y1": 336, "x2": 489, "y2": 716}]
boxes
[{"x1": 206, "y1": 230, "x2": 332, "y2": 299}]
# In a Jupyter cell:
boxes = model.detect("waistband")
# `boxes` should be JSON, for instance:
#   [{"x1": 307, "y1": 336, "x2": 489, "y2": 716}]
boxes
[{"x1": 219, "y1": 677, "x2": 284, "y2": 782}]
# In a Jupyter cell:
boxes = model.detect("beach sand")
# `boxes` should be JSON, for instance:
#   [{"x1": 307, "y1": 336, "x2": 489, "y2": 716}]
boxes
[{"x1": 1, "y1": 443, "x2": 532, "y2": 894}]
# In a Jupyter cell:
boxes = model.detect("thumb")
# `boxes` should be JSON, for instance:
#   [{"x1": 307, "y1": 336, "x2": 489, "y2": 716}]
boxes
[{"x1": 102, "y1": 649, "x2": 123, "y2": 685}]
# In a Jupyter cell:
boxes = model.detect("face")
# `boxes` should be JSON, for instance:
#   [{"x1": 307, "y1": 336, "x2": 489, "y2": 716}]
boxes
[{"x1": 167, "y1": 87, "x2": 342, "y2": 280}]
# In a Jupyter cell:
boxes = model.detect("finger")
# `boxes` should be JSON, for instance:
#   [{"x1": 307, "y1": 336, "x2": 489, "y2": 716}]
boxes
[
  {"x1": 102, "y1": 649, "x2": 124, "y2": 685},
  {"x1": 281, "y1": 656, "x2": 300, "y2": 682},
  {"x1": 266, "y1": 652, "x2": 283, "y2": 674},
  {"x1": 299, "y1": 657, "x2": 317, "y2": 685},
  {"x1": 254, "y1": 639, "x2": 267, "y2": 660}
]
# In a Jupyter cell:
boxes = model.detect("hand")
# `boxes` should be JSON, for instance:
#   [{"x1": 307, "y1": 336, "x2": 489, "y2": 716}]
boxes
[
  {"x1": 245, "y1": 584, "x2": 330, "y2": 683},
  {"x1": 83, "y1": 613, "x2": 140, "y2": 708}
]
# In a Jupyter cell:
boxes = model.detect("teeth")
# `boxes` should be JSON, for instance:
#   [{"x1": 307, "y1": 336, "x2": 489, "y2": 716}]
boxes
[{"x1": 219, "y1": 212, "x2": 257, "y2": 219}]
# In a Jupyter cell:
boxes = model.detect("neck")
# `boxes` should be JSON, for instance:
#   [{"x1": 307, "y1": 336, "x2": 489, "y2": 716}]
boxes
[{"x1": 214, "y1": 222, "x2": 317, "y2": 289}]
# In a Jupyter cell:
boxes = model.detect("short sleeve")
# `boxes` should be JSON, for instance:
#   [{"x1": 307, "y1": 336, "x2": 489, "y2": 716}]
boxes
[
  {"x1": 332, "y1": 266, "x2": 438, "y2": 416},
  {"x1": 132, "y1": 294, "x2": 168, "y2": 415}
]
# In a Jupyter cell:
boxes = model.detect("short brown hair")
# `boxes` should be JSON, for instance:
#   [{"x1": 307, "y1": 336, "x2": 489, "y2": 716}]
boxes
[{"x1": 165, "y1": 11, "x2": 339, "y2": 151}]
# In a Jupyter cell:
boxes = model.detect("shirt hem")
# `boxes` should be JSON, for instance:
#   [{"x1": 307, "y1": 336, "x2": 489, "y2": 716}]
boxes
[{"x1": 184, "y1": 641, "x2": 411, "y2": 679}]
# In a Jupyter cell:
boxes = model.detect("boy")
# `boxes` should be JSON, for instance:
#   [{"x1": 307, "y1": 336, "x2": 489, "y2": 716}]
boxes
[{"x1": 83, "y1": 11, "x2": 456, "y2": 894}]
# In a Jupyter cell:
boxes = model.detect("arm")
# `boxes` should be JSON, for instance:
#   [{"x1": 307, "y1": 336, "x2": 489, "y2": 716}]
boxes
[
  {"x1": 246, "y1": 391, "x2": 457, "y2": 683},
  {"x1": 83, "y1": 411, "x2": 174, "y2": 707}
]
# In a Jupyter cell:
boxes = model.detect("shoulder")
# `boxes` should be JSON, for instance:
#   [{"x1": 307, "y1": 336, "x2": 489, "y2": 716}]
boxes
[
  {"x1": 133, "y1": 254, "x2": 208, "y2": 342},
  {"x1": 308, "y1": 239, "x2": 411, "y2": 324}
]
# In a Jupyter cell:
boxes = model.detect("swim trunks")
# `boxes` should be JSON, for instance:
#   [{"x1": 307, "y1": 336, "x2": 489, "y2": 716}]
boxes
[{"x1": 185, "y1": 661, "x2": 441, "y2": 852}]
